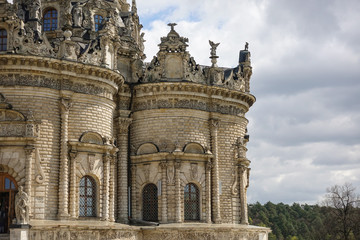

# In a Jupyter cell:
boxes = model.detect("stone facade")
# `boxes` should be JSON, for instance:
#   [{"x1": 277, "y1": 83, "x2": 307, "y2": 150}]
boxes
[{"x1": 0, "y1": 0, "x2": 270, "y2": 239}]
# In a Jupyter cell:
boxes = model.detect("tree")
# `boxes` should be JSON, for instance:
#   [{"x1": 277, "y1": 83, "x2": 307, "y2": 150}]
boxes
[{"x1": 323, "y1": 183, "x2": 360, "y2": 240}]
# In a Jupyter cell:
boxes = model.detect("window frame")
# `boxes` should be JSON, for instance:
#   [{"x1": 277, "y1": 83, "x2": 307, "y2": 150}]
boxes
[
  {"x1": 43, "y1": 8, "x2": 58, "y2": 32},
  {"x1": 79, "y1": 175, "x2": 97, "y2": 217},
  {"x1": 0, "y1": 29, "x2": 7, "y2": 52},
  {"x1": 184, "y1": 182, "x2": 200, "y2": 221},
  {"x1": 142, "y1": 183, "x2": 158, "y2": 222},
  {"x1": 94, "y1": 14, "x2": 104, "y2": 32}
]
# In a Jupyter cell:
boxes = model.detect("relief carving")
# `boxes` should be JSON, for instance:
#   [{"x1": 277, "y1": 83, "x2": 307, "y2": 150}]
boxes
[
  {"x1": 190, "y1": 163, "x2": 198, "y2": 181},
  {"x1": 143, "y1": 164, "x2": 150, "y2": 182},
  {"x1": 167, "y1": 165, "x2": 175, "y2": 185},
  {"x1": 88, "y1": 154, "x2": 96, "y2": 173}
]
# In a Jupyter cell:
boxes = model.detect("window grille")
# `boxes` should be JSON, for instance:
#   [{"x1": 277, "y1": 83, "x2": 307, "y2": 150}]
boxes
[
  {"x1": 184, "y1": 183, "x2": 200, "y2": 220},
  {"x1": 94, "y1": 15, "x2": 104, "y2": 32},
  {"x1": 142, "y1": 183, "x2": 158, "y2": 221},
  {"x1": 43, "y1": 9, "x2": 58, "y2": 31},
  {"x1": 79, "y1": 176, "x2": 96, "y2": 217},
  {"x1": 0, "y1": 29, "x2": 7, "y2": 51}
]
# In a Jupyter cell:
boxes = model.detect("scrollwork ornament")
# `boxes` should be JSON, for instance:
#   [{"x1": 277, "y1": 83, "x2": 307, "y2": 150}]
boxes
[{"x1": 35, "y1": 148, "x2": 46, "y2": 184}]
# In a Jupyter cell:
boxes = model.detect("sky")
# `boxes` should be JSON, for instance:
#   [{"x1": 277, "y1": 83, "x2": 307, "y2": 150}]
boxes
[{"x1": 136, "y1": 0, "x2": 360, "y2": 204}]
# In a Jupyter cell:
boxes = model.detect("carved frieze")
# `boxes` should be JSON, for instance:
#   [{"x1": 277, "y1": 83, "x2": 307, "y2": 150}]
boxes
[
  {"x1": 0, "y1": 74, "x2": 113, "y2": 98},
  {"x1": 133, "y1": 97, "x2": 245, "y2": 116}
]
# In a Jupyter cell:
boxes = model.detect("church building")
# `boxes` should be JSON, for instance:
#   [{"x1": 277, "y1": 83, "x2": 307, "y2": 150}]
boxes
[{"x1": 0, "y1": 0, "x2": 270, "y2": 239}]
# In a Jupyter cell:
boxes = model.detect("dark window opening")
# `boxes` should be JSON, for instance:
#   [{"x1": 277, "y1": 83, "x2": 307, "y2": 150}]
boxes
[
  {"x1": 184, "y1": 183, "x2": 200, "y2": 220},
  {"x1": 43, "y1": 9, "x2": 58, "y2": 31},
  {"x1": 79, "y1": 175, "x2": 96, "y2": 217},
  {"x1": 142, "y1": 183, "x2": 158, "y2": 221}
]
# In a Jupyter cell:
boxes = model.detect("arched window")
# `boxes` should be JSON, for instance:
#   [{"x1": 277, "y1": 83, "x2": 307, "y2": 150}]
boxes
[
  {"x1": 184, "y1": 183, "x2": 200, "y2": 220},
  {"x1": 142, "y1": 183, "x2": 158, "y2": 221},
  {"x1": 94, "y1": 15, "x2": 104, "y2": 32},
  {"x1": 43, "y1": 8, "x2": 58, "y2": 31},
  {"x1": 0, "y1": 29, "x2": 7, "y2": 51},
  {"x1": 79, "y1": 176, "x2": 96, "y2": 217}
]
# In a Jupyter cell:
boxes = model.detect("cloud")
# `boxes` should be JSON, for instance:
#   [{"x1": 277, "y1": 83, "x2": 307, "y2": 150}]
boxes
[{"x1": 138, "y1": 0, "x2": 360, "y2": 204}]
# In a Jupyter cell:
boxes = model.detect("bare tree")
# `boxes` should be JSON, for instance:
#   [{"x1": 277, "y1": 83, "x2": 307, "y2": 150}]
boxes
[{"x1": 323, "y1": 183, "x2": 360, "y2": 240}]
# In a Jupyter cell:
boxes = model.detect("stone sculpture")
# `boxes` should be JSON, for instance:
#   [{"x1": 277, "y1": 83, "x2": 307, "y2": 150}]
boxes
[{"x1": 15, "y1": 186, "x2": 30, "y2": 225}]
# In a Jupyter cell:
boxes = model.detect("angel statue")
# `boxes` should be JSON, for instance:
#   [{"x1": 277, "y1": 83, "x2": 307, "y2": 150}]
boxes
[{"x1": 209, "y1": 40, "x2": 220, "y2": 57}]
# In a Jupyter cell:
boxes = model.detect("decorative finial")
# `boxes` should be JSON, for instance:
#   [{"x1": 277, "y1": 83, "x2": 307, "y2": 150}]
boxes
[
  {"x1": 245, "y1": 42, "x2": 249, "y2": 51},
  {"x1": 168, "y1": 23, "x2": 177, "y2": 31}
]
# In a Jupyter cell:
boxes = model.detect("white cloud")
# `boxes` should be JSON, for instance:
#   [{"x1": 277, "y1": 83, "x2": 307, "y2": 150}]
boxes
[{"x1": 138, "y1": 0, "x2": 360, "y2": 204}]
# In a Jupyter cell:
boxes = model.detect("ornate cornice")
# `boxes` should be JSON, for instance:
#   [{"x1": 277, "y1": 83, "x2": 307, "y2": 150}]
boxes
[
  {"x1": 131, "y1": 82, "x2": 255, "y2": 116},
  {"x1": 0, "y1": 55, "x2": 124, "y2": 94}
]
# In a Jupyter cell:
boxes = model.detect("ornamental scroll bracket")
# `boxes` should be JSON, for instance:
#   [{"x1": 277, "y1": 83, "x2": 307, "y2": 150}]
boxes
[{"x1": 35, "y1": 148, "x2": 46, "y2": 184}]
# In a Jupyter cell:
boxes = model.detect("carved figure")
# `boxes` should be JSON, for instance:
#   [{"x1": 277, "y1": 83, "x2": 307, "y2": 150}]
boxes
[
  {"x1": 29, "y1": 0, "x2": 41, "y2": 20},
  {"x1": 245, "y1": 42, "x2": 249, "y2": 51},
  {"x1": 15, "y1": 186, "x2": 29, "y2": 224},
  {"x1": 167, "y1": 165, "x2": 175, "y2": 184},
  {"x1": 190, "y1": 163, "x2": 198, "y2": 180},
  {"x1": 209, "y1": 40, "x2": 220, "y2": 57},
  {"x1": 72, "y1": 3, "x2": 84, "y2": 27}
]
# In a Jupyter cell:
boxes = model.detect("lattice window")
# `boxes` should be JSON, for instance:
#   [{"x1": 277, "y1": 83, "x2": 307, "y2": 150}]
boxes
[
  {"x1": 43, "y1": 8, "x2": 58, "y2": 31},
  {"x1": 0, "y1": 29, "x2": 7, "y2": 51},
  {"x1": 79, "y1": 176, "x2": 96, "y2": 217},
  {"x1": 142, "y1": 183, "x2": 158, "y2": 221},
  {"x1": 94, "y1": 15, "x2": 104, "y2": 32},
  {"x1": 184, "y1": 183, "x2": 200, "y2": 220}
]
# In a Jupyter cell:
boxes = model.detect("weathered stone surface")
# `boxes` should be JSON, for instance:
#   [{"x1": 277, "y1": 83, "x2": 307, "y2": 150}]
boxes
[{"x1": 0, "y1": 0, "x2": 269, "y2": 239}]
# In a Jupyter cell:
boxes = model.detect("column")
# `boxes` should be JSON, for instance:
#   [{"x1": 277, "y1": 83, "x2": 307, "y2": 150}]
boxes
[
  {"x1": 24, "y1": 145, "x2": 35, "y2": 217},
  {"x1": 210, "y1": 118, "x2": 221, "y2": 223},
  {"x1": 69, "y1": 151, "x2": 78, "y2": 219},
  {"x1": 102, "y1": 154, "x2": 110, "y2": 221},
  {"x1": 131, "y1": 165, "x2": 137, "y2": 219},
  {"x1": 160, "y1": 161, "x2": 168, "y2": 223},
  {"x1": 117, "y1": 118, "x2": 132, "y2": 223},
  {"x1": 58, "y1": 97, "x2": 72, "y2": 219},
  {"x1": 175, "y1": 159, "x2": 181, "y2": 223},
  {"x1": 205, "y1": 159, "x2": 212, "y2": 223},
  {"x1": 239, "y1": 162, "x2": 250, "y2": 225},
  {"x1": 109, "y1": 156, "x2": 116, "y2": 222}
]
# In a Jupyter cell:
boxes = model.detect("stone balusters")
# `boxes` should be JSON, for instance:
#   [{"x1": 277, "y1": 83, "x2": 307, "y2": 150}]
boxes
[
  {"x1": 117, "y1": 117, "x2": 132, "y2": 223},
  {"x1": 209, "y1": 118, "x2": 221, "y2": 223},
  {"x1": 160, "y1": 161, "x2": 168, "y2": 223},
  {"x1": 58, "y1": 97, "x2": 72, "y2": 219}
]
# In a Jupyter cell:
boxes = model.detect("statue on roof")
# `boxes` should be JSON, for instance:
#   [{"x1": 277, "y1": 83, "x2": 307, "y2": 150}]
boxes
[{"x1": 209, "y1": 40, "x2": 220, "y2": 57}]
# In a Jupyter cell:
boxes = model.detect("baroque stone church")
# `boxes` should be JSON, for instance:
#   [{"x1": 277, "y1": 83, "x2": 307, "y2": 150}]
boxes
[{"x1": 0, "y1": 0, "x2": 270, "y2": 239}]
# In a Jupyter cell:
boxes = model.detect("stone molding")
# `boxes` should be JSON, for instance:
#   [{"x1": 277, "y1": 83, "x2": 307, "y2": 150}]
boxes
[
  {"x1": 0, "y1": 55, "x2": 124, "y2": 97},
  {"x1": 132, "y1": 82, "x2": 255, "y2": 116}
]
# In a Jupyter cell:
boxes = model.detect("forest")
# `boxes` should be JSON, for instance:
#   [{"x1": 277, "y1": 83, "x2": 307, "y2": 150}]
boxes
[
  {"x1": 248, "y1": 183, "x2": 360, "y2": 240},
  {"x1": 248, "y1": 201, "x2": 360, "y2": 240}
]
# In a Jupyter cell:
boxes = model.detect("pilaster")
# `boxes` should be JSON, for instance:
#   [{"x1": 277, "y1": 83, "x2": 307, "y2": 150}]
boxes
[
  {"x1": 102, "y1": 154, "x2": 110, "y2": 221},
  {"x1": 24, "y1": 145, "x2": 35, "y2": 218},
  {"x1": 69, "y1": 151, "x2": 78, "y2": 219},
  {"x1": 58, "y1": 97, "x2": 72, "y2": 219},
  {"x1": 209, "y1": 118, "x2": 221, "y2": 223},
  {"x1": 175, "y1": 159, "x2": 181, "y2": 223},
  {"x1": 117, "y1": 117, "x2": 132, "y2": 223},
  {"x1": 160, "y1": 161, "x2": 168, "y2": 223},
  {"x1": 109, "y1": 156, "x2": 116, "y2": 222},
  {"x1": 131, "y1": 165, "x2": 137, "y2": 219},
  {"x1": 239, "y1": 159, "x2": 250, "y2": 225},
  {"x1": 205, "y1": 159, "x2": 212, "y2": 223}
]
